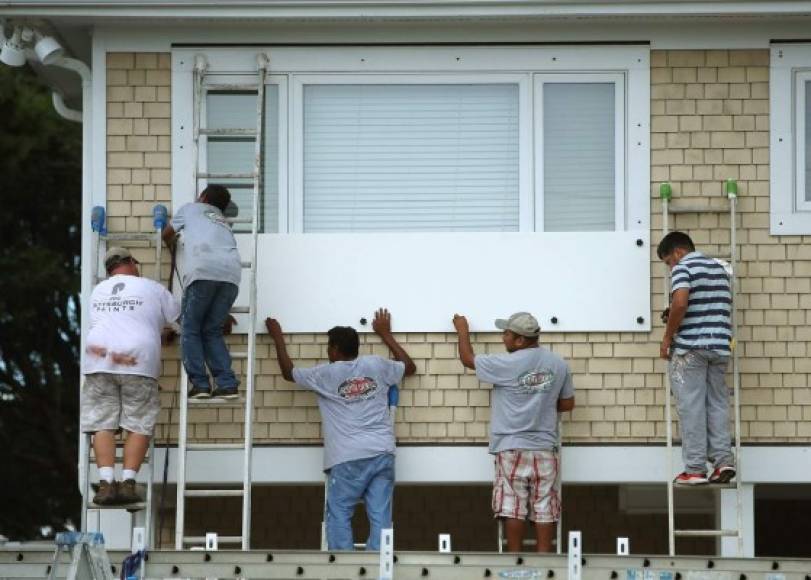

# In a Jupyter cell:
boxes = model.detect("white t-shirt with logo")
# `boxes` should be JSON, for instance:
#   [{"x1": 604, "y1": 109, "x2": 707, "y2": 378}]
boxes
[
  {"x1": 475, "y1": 347, "x2": 574, "y2": 453},
  {"x1": 171, "y1": 202, "x2": 242, "y2": 289},
  {"x1": 291, "y1": 355, "x2": 405, "y2": 470},
  {"x1": 83, "y1": 275, "x2": 181, "y2": 379}
]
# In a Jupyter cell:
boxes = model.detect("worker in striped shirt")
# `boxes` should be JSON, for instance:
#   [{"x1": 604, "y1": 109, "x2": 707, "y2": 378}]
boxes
[{"x1": 657, "y1": 231, "x2": 736, "y2": 486}]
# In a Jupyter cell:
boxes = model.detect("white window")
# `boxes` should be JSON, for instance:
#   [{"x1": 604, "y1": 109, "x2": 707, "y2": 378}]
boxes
[
  {"x1": 172, "y1": 47, "x2": 650, "y2": 332},
  {"x1": 770, "y1": 44, "x2": 811, "y2": 234},
  {"x1": 201, "y1": 78, "x2": 286, "y2": 233}
]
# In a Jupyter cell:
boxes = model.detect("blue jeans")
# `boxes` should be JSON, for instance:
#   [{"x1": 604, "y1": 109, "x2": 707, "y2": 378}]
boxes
[
  {"x1": 181, "y1": 280, "x2": 239, "y2": 390},
  {"x1": 326, "y1": 453, "x2": 394, "y2": 551}
]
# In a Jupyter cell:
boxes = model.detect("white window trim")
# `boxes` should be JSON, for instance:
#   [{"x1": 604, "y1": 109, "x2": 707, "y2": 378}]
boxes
[
  {"x1": 770, "y1": 44, "x2": 811, "y2": 234},
  {"x1": 173, "y1": 46, "x2": 650, "y2": 234}
]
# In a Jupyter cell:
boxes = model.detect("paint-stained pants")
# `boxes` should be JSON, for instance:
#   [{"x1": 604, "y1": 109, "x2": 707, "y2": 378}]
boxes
[{"x1": 669, "y1": 350, "x2": 735, "y2": 474}]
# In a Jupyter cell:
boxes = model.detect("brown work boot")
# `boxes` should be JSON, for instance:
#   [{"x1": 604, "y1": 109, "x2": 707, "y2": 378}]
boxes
[
  {"x1": 92, "y1": 481, "x2": 117, "y2": 505},
  {"x1": 117, "y1": 479, "x2": 144, "y2": 505}
]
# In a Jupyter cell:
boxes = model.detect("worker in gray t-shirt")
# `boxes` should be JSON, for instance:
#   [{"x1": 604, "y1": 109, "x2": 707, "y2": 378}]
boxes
[
  {"x1": 162, "y1": 184, "x2": 242, "y2": 400},
  {"x1": 267, "y1": 308, "x2": 416, "y2": 551},
  {"x1": 453, "y1": 311, "x2": 575, "y2": 553}
]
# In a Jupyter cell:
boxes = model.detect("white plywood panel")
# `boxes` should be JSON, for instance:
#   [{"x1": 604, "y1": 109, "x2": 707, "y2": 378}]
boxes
[{"x1": 232, "y1": 231, "x2": 650, "y2": 333}]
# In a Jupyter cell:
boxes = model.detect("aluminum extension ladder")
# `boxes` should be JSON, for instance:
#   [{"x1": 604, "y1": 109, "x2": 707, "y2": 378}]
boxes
[
  {"x1": 496, "y1": 419, "x2": 564, "y2": 554},
  {"x1": 80, "y1": 204, "x2": 167, "y2": 573},
  {"x1": 660, "y1": 179, "x2": 743, "y2": 556},
  {"x1": 174, "y1": 53, "x2": 268, "y2": 551}
]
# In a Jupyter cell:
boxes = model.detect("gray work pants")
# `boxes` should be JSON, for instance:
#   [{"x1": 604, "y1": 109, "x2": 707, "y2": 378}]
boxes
[{"x1": 668, "y1": 349, "x2": 735, "y2": 474}]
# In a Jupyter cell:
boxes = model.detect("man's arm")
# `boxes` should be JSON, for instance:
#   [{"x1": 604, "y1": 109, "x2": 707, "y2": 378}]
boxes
[
  {"x1": 372, "y1": 308, "x2": 416, "y2": 376},
  {"x1": 161, "y1": 224, "x2": 177, "y2": 247},
  {"x1": 265, "y1": 317, "x2": 295, "y2": 382},
  {"x1": 660, "y1": 288, "x2": 689, "y2": 359},
  {"x1": 452, "y1": 314, "x2": 476, "y2": 370},
  {"x1": 557, "y1": 397, "x2": 575, "y2": 413}
]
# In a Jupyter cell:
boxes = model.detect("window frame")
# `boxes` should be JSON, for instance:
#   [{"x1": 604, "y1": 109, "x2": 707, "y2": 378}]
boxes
[
  {"x1": 770, "y1": 44, "x2": 811, "y2": 234},
  {"x1": 172, "y1": 46, "x2": 650, "y2": 234}
]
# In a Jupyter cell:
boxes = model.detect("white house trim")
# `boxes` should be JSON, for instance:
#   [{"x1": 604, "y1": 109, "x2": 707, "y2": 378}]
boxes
[
  {"x1": 770, "y1": 43, "x2": 811, "y2": 235},
  {"x1": 139, "y1": 445, "x2": 811, "y2": 485}
]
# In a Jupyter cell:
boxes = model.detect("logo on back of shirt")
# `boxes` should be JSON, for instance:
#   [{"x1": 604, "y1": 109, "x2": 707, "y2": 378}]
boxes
[
  {"x1": 337, "y1": 377, "x2": 379, "y2": 401},
  {"x1": 93, "y1": 282, "x2": 144, "y2": 313},
  {"x1": 204, "y1": 209, "x2": 230, "y2": 228},
  {"x1": 517, "y1": 369, "x2": 554, "y2": 394}
]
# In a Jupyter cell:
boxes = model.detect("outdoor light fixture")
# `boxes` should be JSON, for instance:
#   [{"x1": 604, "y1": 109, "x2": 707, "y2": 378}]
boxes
[
  {"x1": 34, "y1": 32, "x2": 63, "y2": 65},
  {"x1": 0, "y1": 27, "x2": 27, "y2": 67}
]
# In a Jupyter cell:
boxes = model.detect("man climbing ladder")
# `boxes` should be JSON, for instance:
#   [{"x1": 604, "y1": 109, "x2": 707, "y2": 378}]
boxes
[{"x1": 161, "y1": 184, "x2": 242, "y2": 400}]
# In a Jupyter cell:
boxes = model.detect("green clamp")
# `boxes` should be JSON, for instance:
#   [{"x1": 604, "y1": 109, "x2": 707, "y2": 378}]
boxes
[
  {"x1": 725, "y1": 178, "x2": 738, "y2": 199},
  {"x1": 659, "y1": 182, "x2": 672, "y2": 201}
]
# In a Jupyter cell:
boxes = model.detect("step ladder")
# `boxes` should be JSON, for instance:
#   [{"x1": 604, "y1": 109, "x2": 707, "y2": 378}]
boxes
[
  {"x1": 48, "y1": 532, "x2": 114, "y2": 580},
  {"x1": 660, "y1": 179, "x2": 743, "y2": 556},
  {"x1": 174, "y1": 53, "x2": 268, "y2": 551},
  {"x1": 80, "y1": 204, "x2": 168, "y2": 552},
  {"x1": 496, "y1": 419, "x2": 564, "y2": 554}
]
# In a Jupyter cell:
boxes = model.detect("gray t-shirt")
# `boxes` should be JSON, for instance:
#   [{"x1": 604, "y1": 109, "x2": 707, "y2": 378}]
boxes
[
  {"x1": 292, "y1": 355, "x2": 405, "y2": 470},
  {"x1": 475, "y1": 347, "x2": 574, "y2": 454},
  {"x1": 171, "y1": 202, "x2": 242, "y2": 288}
]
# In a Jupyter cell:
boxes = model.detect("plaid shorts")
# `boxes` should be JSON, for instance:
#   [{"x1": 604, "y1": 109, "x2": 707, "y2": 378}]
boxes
[
  {"x1": 492, "y1": 449, "x2": 561, "y2": 523},
  {"x1": 81, "y1": 373, "x2": 160, "y2": 436}
]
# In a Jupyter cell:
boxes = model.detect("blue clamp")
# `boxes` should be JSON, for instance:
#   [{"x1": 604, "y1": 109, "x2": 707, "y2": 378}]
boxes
[
  {"x1": 153, "y1": 204, "x2": 169, "y2": 231},
  {"x1": 90, "y1": 206, "x2": 106, "y2": 235}
]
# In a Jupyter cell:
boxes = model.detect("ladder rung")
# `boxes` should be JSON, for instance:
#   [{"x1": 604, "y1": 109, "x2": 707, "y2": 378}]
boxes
[
  {"x1": 184, "y1": 489, "x2": 244, "y2": 498},
  {"x1": 198, "y1": 172, "x2": 256, "y2": 180},
  {"x1": 188, "y1": 396, "x2": 245, "y2": 407},
  {"x1": 711, "y1": 254, "x2": 732, "y2": 261},
  {"x1": 673, "y1": 482, "x2": 737, "y2": 490},
  {"x1": 674, "y1": 529, "x2": 739, "y2": 537},
  {"x1": 230, "y1": 306, "x2": 250, "y2": 314},
  {"x1": 667, "y1": 204, "x2": 730, "y2": 214},
  {"x1": 240, "y1": 260, "x2": 253, "y2": 268},
  {"x1": 103, "y1": 232, "x2": 156, "y2": 242},
  {"x1": 186, "y1": 443, "x2": 246, "y2": 450},
  {"x1": 226, "y1": 217, "x2": 253, "y2": 225},
  {"x1": 204, "y1": 83, "x2": 258, "y2": 92},
  {"x1": 231, "y1": 351, "x2": 249, "y2": 359},
  {"x1": 200, "y1": 128, "x2": 257, "y2": 137},
  {"x1": 88, "y1": 501, "x2": 146, "y2": 512},
  {"x1": 183, "y1": 535, "x2": 243, "y2": 545}
]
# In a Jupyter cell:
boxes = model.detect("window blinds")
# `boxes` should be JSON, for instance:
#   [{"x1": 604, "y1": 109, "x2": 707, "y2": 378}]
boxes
[
  {"x1": 543, "y1": 82, "x2": 616, "y2": 232},
  {"x1": 302, "y1": 84, "x2": 520, "y2": 233}
]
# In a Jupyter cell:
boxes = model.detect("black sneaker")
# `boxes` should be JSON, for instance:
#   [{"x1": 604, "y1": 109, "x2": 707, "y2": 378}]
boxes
[
  {"x1": 189, "y1": 384, "x2": 211, "y2": 399},
  {"x1": 211, "y1": 385, "x2": 239, "y2": 400}
]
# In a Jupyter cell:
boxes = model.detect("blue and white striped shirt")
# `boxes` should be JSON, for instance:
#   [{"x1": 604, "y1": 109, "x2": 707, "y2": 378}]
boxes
[{"x1": 670, "y1": 251, "x2": 731, "y2": 356}]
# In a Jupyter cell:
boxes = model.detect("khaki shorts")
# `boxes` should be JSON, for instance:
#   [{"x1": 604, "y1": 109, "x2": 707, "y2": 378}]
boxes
[
  {"x1": 81, "y1": 373, "x2": 160, "y2": 436},
  {"x1": 492, "y1": 449, "x2": 561, "y2": 523}
]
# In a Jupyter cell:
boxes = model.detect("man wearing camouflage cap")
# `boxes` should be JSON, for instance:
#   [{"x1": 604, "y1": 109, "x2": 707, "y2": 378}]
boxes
[
  {"x1": 452, "y1": 311, "x2": 575, "y2": 553},
  {"x1": 81, "y1": 247, "x2": 180, "y2": 505}
]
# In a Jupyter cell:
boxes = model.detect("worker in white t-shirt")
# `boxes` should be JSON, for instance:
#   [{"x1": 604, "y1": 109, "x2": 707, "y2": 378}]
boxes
[{"x1": 82, "y1": 247, "x2": 180, "y2": 505}]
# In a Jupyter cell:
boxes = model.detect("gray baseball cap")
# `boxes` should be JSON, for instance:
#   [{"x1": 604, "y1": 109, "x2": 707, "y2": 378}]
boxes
[
  {"x1": 495, "y1": 312, "x2": 540, "y2": 338},
  {"x1": 104, "y1": 246, "x2": 138, "y2": 272}
]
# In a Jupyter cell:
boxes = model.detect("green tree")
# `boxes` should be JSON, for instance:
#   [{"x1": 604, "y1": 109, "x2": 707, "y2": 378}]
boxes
[{"x1": 0, "y1": 65, "x2": 82, "y2": 539}]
